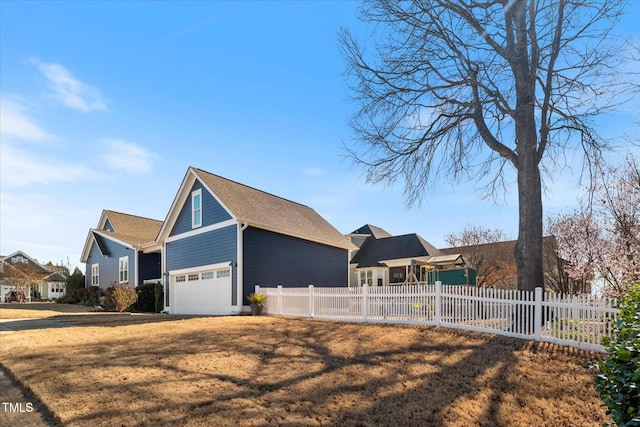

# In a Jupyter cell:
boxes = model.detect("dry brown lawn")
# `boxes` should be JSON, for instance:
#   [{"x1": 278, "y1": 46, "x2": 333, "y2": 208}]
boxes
[
  {"x1": 0, "y1": 302, "x2": 96, "y2": 319},
  {"x1": 0, "y1": 307, "x2": 609, "y2": 427}
]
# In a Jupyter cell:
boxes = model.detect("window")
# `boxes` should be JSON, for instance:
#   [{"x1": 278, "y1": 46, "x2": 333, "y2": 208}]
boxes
[
  {"x1": 217, "y1": 269, "x2": 230, "y2": 279},
  {"x1": 175, "y1": 275, "x2": 186, "y2": 283},
  {"x1": 91, "y1": 264, "x2": 99, "y2": 286},
  {"x1": 359, "y1": 270, "x2": 373, "y2": 286},
  {"x1": 192, "y1": 189, "x2": 202, "y2": 228},
  {"x1": 119, "y1": 256, "x2": 129, "y2": 283},
  {"x1": 201, "y1": 272, "x2": 214, "y2": 280},
  {"x1": 188, "y1": 273, "x2": 199, "y2": 281}
]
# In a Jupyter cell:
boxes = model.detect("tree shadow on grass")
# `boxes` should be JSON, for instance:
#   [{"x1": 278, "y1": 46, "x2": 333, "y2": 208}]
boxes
[{"x1": 0, "y1": 317, "x2": 603, "y2": 426}]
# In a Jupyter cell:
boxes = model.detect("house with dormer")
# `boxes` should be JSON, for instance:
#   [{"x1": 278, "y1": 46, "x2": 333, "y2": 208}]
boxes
[
  {"x1": 80, "y1": 210, "x2": 163, "y2": 290},
  {"x1": 81, "y1": 166, "x2": 354, "y2": 315},
  {"x1": 348, "y1": 225, "x2": 475, "y2": 287}
]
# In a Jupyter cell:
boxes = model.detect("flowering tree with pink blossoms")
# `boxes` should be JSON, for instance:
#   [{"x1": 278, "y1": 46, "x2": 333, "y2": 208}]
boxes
[{"x1": 548, "y1": 155, "x2": 640, "y2": 295}]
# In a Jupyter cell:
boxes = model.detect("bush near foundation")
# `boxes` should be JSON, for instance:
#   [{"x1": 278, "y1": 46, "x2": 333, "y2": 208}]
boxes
[
  {"x1": 69, "y1": 287, "x2": 105, "y2": 306},
  {"x1": 595, "y1": 283, "x2": 640, "y2": 427},
  {"x1": 134, "y1": 282, "x2": 157, "y2": 312},
  {"x1": 108, "y1": 283, "x2": 138, "y2": 312},
  {"x1": 132, "y1": 282, "x2": 164, "y2": 313}
]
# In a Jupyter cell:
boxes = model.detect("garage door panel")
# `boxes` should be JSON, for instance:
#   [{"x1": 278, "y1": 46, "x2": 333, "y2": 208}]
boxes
[{"x1": 172, "y1": 267, "x2": 232, "y2": 315}]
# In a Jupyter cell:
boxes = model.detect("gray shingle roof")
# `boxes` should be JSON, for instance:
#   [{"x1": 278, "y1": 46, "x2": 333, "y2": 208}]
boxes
[
  {"x1": 350, "y1": 224, "x2": 393, "y2": 239},
  {"x1": 350, "y1": 234, "x2": 443, "y2": 268},
  {"x1": 100, "y1": 210, "x2": 163, "y2": 246},
  {"x1": 192, "y1": 168, "x2": 353, "y2": 250}
]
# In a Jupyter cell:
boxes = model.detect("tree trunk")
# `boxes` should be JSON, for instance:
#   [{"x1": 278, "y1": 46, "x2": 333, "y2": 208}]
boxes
[
  {"x1": 511, "y1": 0, "x2": 544, "y2": 293},
  {"x1": 515, "y1": 152, "x2": 544, "y2": 292}
]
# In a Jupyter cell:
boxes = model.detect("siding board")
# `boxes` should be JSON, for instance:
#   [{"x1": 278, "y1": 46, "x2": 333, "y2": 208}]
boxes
[
  {"x1": 85, "y1": 238, "x2": 133, "y2": 290},
  {"x1": 242, "y1": 227, "x2": 347, "y2": 304},
  {"x1": 138, "y1": 252, "x2": 161, "y2": 283},
  {"x1": 170, "y1": 181, "x2": 232, "y2": 237}
]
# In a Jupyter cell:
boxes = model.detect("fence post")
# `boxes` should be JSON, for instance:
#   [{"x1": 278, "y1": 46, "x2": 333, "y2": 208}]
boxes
[
  {"x1": 309, "y1": 285, "x2": 314, "y2": 318},
  {"x1": 534, "y1": 287, "x2": 543, "y2": 341},
  {"x1": 435, "y1": 281, "x2": 442, "y2": 325},
  {"x1": 362, "y1": 284, "x2": 368, "y2": 322},
  {"x1": 277, "y1": 285, "x2": 283, "y2": 315}
]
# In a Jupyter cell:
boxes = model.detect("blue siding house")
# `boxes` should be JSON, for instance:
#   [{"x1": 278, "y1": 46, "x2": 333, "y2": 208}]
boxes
[
  {"x1": 155, "y1": 167, "x2": 354, "y2": 315},
  {"x1": 80, "y1": 210, "x2": 162, "y2": 290},
  {"x1": 82, "y1": 167, "x2": 353, "y2": 315}
]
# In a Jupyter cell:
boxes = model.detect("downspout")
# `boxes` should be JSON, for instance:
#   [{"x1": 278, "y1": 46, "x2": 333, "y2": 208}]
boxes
[
  {"x1": 134, "y1": 245, "x2": 140, "y2": 288},
  {"x1": 237, "y1": 221, "x2": 249, "y2": 312},
  {"x1": 163, "y1": 241, "x2": 168, "y2": 312}
]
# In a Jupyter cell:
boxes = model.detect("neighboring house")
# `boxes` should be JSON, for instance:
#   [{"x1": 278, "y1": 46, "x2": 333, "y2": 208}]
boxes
[
  {"x1": 80, "y1": 210, "x2": 163, "y2": 290},
  {"x1": 348, "y1": 225, "x2": 475, "y2": 287},
  {"x1": 81, "y1": 167, "x2": 354, "y2": 315},
  {"x1": 0, "y1": 251, "x2": 68, "y2": 300},
  {"x1": 157, "y1": 167, "x2": 354, "y2": 315},
  {"x1": 441, "y1": 236, "x2": 589, "y2": 293}
]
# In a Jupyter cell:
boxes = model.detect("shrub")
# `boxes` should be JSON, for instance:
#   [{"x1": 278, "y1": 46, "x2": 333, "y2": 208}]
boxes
[
  {"x1": 72, "y1": 287, "x2": 105, "y2": 306},
  {"x1": 108, "y1": 283, "x2": 138, "y2": 312},
  {"x1": 595, "y1": 283, "x2": 640, "y2": 427},
  {"x1": 247, "y1": 292, "x2": 267, "y2": 306},
  {"x1": 154, "y1": 283, "x2": 164, "y2": 313},
  {"x1": 134, "y1": 282, "x2": 157, "y2": 313}
]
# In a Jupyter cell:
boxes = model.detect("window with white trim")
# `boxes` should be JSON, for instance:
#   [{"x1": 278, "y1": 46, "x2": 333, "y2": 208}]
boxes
[
  {"x1": 175, "y1": 275, "x2": 186, "y2": 283},
  {"x1": 192, "y1": 189, "x2": 202, "y2": 228},
  {"x1": 188, "y1": 273, "x2": 199, "y2": 281},
  {"x1": 217, "y1": 269, "x2": 230, "y2": 279},
  {"x1": 91, "y1": 264, "x2": 99, "y2": 286},
  {"x1": 119, "y1": 256, "x2": 129, "y2": 284},
  {"x1": 201, "y1": 272, "x2": 214, "y2": 280},
  {"x1": 358, "y1": 270, "x2": 373, "y2": 286}
]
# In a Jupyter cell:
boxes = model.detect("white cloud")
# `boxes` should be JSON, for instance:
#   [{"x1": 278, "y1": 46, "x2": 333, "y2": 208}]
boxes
[
  {"x1": 101, "y1": 138, "x2": 158, "y2": 174},
  {"x1": 0, "y1": 97, "x2": 53, "y2": 141},
  {"x1": 0, "y1": 144, "x2": 96, "y2": 188},
  {"x1": 33, "y1": 59, "x2": 109, "y2": 112},
  {"x1": 304, "y1": 167, "x2": 325, "y2": 176}
]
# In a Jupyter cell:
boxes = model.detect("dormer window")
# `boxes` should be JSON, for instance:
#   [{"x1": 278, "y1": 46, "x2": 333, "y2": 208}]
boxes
[{"x1": 192, "y1": 189, "x2": 202, "y2": 228}]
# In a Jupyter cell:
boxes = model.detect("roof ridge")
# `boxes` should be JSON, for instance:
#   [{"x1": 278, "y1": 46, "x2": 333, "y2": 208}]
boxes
[
  {"x1": 104, "y1": 209, "x2": 163, "y2": 223},
  {"x1": 376, "y1": 232, "x2": 417, "y2": 240},
  {"x1": 192, "y1": 167, "x2": 311, "y2": 209}
]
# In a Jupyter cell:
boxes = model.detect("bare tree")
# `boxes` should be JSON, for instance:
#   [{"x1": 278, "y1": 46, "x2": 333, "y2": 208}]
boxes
[
  {"x1": 0, "y1": 261, "x2": 46, "y2": 302},
  {"x1": 445, "y1": 225, "x2": 513, "y2": 286},
  {"x1": 341, "y1": 0, "x2": 637, "y2": 292}
]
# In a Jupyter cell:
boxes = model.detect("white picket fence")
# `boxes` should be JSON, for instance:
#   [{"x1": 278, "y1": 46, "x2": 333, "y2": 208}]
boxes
[{"x1": 255, "y1": 282, "x2": 619, "y2": 352}]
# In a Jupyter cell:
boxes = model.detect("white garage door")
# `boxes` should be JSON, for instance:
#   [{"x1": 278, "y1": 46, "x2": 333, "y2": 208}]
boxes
[{"x1": 171, "y1": 264, "x2": 232, "y2": 315}]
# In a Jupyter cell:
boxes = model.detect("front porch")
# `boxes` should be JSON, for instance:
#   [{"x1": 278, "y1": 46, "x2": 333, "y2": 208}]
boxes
[{"x1": 351, "y1": 255, "x2": 475, "y2": 287}]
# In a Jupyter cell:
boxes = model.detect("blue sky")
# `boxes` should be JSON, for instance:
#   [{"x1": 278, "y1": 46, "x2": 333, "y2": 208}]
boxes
[{"x1": 1, "y1": 1, "x2": 638, "y2": 271}]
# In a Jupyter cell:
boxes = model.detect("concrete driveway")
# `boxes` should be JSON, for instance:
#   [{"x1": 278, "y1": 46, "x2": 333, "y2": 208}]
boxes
[{"x1": 0, "y1": 317, "x2": 79, "y2": 334}]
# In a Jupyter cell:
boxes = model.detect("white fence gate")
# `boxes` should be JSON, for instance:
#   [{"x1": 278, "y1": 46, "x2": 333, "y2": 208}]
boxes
[{"x1": 255, "y1": 282, "x2": 618, "y2": 352}]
